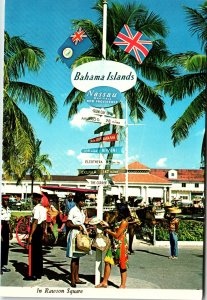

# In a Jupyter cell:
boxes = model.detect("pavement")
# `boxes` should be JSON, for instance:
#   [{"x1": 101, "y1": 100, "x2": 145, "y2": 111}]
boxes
[{"x1": 0, "y1": 237, "x2": 204, "y2": 299}]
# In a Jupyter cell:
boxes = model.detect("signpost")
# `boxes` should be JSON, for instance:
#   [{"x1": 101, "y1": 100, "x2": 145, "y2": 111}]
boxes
[
  {"x1": 94, "y1": 123, "x2": 110, "y2": 134},
  {"x1": 103, "y1": 117, "x2": 125, "y2": 126},
  {"x1": 82, "y1": 158, "x2": 123, "y2": 165},
  {"x1": 90, "y1": 107, "x2": 114, "y2": 117},
  {"x1": 82, "y1": 115, "x2": 125, "y2": 126},
  {"x1": 86, "y1": 179, "x2": 109, "y2": 186},
  {"x1": 81, "y1": 115, "x2": 101, "y2": 123},
  {"x1": 81, "y1": 146, "x2": 122, "y2": 154},
  {"x1": 78, "y1": 168, "x2": 126, "y2": 175},
  {"x1": 88, "y1": 133, "x2": 118, "y2": 143},
  {"x1": 65, "y1": 0, "x2": 137, "y2": 286}
]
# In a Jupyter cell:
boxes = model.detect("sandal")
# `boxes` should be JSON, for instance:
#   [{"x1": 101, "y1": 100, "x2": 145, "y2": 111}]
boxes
[{"x1": 95, "y1": 283, "x2": 108, "y2": 288}]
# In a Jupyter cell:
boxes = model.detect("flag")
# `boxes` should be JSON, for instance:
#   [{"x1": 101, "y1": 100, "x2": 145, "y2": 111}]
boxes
[
  {"x1": 113, "y1": 24, "x2": 153, "y2": 64},
  {"x1": 58, "y1": 27, "x2": 92, "y2": 68}
]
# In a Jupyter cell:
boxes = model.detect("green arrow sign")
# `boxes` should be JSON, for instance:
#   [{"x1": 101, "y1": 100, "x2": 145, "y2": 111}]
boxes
[{"x1": 94, "y1": 123, "x2": 110, "y2": 134}]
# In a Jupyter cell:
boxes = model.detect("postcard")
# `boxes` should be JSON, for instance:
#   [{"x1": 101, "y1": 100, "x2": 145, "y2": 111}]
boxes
[{"x1": 0, "y1": 0, "x2": 205, "y2": 299}]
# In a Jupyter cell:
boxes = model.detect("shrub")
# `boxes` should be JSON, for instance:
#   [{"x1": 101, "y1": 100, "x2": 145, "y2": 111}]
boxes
[{"x1": 155, "y1": 219, "x2": 204, "y2": 241}]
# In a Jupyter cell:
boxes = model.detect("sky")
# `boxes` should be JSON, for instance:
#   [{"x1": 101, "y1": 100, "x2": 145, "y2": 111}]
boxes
[{"x1": 3, "y1": 0, "x2": 204, "y2": 176}]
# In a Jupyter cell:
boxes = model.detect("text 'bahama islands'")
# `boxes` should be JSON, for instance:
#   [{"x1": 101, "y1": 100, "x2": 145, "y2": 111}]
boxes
[{"x1": 73, "y1": 71, "x2": 135, "y2": 81}]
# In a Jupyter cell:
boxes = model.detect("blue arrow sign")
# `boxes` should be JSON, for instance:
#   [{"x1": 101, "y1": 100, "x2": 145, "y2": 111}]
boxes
[{"x1": 81, "y1": 146, "x2": 122, "y2": 154}]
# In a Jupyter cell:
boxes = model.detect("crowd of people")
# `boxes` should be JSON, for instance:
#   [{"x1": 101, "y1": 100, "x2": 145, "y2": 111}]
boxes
[{"x1": 1, "y1": 192, "x2": 181, "y2": 288}]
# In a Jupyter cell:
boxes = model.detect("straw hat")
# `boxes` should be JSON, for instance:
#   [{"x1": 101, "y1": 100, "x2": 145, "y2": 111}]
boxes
[
  {"x1": 164, "y1": 202, "x2": 172, "y2": 207},
  {"x1": 167, "y1": 207, "x2": 181, "y2": 214},
  {"x1": 88, "y1": 217, "x2": 101, "y2": 225}
]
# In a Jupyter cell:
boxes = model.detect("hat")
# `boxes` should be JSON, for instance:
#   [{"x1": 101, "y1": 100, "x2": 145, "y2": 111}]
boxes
[
  {"x1": 164, "y1": 202, "x2": 172, "y2": 207},
  {"x1": 167, "y1": 207, "x2": 181, "y2": 214},
  {"x1": 88, "y1": 217, "x2": 101, "y2": 225}
]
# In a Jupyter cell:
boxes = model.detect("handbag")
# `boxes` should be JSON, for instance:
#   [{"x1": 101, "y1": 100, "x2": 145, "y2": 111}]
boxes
[
  {"x1": 76, "y1": 232, "x2": 92, "y2": 252},
  {"x1": 92, "y1": 232, "x2": 111, "y2": 252}
]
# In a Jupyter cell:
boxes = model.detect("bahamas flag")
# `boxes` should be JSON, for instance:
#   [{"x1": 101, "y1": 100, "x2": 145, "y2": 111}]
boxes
[
  {"x1": 113, "y1": 24, "x2": 153, "y2": 64},
  {"x1": 58, "y1": 27, "x2": 92, "y2": 68}
]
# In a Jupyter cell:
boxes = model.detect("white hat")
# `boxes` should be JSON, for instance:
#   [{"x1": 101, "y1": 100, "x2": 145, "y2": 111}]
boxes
[{"x1": 88, "y1": 217, "x2": 101, "y2": 225}]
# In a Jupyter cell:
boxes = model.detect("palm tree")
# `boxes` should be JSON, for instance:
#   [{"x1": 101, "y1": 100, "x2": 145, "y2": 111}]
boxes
[
  {"x1": 156, "y1": 1, "x2": 207, "y2": 156},
  {"x1": 63, "y1": 0, "x2": 177, "y2": 177},
  {"x1": 66, "y1": 1, "x2": 176, "y2": 119},
  {"x1": 3, "y1": 32, "x2": 57, "y2": 177},
  {"x1": 26, "y1": 139, "x2": 52, "y2": 196}
]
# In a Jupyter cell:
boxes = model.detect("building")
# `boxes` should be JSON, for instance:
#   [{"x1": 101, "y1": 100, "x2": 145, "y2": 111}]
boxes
[
  {"x1": 1, "y1": 161, "x2": 204, "y2": 206},
  {"x1": 110, "y1": 162, "x2": 204, "y2": 206}
]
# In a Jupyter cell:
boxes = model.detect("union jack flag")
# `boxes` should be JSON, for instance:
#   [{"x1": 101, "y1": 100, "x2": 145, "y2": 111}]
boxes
[
  {"x1": 113, "y1": 24, "x2": 153, "y2": 64},
  {"x1": 70, "y1": 27, "x2": 88, "y2": 45}
]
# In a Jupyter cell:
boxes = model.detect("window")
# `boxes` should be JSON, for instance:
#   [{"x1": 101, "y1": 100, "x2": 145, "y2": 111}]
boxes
[
  {"x1": 182, "y1": 183, "x2": 186, "y2": 188},
  {"x1": 168, "y1": 170, "x2": 177, "y2": 179},
  {"x1": 195, "y1": 183, "x2": 199, "y2": 188}
]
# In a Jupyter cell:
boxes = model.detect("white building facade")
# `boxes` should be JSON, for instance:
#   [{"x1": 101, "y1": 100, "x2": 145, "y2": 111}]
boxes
[{"x1": 1, "y1": 162, "x2": 204, "y2": 205}]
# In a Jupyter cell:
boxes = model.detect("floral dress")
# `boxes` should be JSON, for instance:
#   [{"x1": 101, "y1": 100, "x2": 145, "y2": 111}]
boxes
[{"x1": 104, "y1": 220, "x2": 129, "y2": 269}]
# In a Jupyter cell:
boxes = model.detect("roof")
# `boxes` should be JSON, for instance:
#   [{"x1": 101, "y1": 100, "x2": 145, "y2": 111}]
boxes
[
  {"x1": 112, "y1": 173, "x2": 170, "y2": 184},
  {"x1": 112, "y1": 161, "x2": 204, "y2": 184},
  {"x1": 151, "y1": 169, "x2": 204, "y2": 182},
  {"x1": 127, "y1": 161, "x2": 150, "y2": 170}
]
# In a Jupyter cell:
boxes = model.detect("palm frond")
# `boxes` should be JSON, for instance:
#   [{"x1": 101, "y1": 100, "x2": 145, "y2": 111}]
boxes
[
  {"x1": 9, "y1": 81, "x2": 57, "y2": 122},
  {"x1": 157, "y1": 73, "x2": 205, "y2": 103},
  {"x1": 67, "y1": 91, "x2": 85, "y2": 118},
  {"x1": 171, "y1": 90, "x2": 206, "y2": 146},
  {"x1": 134, "y1": 79, "x2": 167, "y2": 121},
  {"x1": 184, "y1": 4, "x2": 207, "y2": 50}
]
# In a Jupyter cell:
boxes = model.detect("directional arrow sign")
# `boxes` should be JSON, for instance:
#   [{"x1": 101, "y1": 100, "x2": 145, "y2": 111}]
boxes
[
  {"x1": 81, "y1": 146, "x2": 122, "y2": 154},
  {"x1": 82, "y1": 159, "x2": 123, "y2": 166},
  {"x1": 82, "y1": 115, "x2": 125, "y2": 127},
  {"x1": 86, "y1": 179, "x2": 109, "y2": 186},
  {"x1": 103, "y1": 117, "x2": 125, "y2": 126},
  {"x1": 88, "y1": 133, "x2": 118, "y2": 143},
  {"x1": 90, "y1": 107, "x2": 114, "y2": 117},
  {"x1": 78, "y1": 169, "x2": 126, "y2": 175},
  {"x1": 81, "y1": 115, "x2": 101, "y2": 123},
  {"x1": 94, "y1": 124, "x2": 110, "y2": 134}
]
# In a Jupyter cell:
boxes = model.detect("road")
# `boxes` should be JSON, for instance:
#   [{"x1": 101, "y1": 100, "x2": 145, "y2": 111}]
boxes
[{"x1": 0, "y1": 237, "x2": 203, "y2": 300}]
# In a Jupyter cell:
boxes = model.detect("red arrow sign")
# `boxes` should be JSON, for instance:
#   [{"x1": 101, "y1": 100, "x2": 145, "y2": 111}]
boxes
[{"x1": 88, "y1": 133, "x2": 118, "y2": 143}]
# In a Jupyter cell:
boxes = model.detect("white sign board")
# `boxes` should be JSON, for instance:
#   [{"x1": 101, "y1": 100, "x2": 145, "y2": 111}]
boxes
[
  {"x1": 86, "y1": 179, "x2": 109, "y2": 186},
  {"x1": 90, "y1": 107, "x2": 114, "y2": 117},
  {"x1": 71, "y1": 60, "x2": 136, "y2": 92},
  {"x1": 82, "y1": 115, "x2": 125, "y2": 126},
  {"x1": 82, "y1": 159, "x2": 123, "y2": 166}
]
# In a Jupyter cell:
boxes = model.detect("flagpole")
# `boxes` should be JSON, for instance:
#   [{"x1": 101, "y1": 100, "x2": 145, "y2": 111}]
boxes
[
  {"x1": 102, "y1": 0, "x2": 107, "y2": 59},
  {"x1": 125, "y1": 101, "x2": 129, "y2": 203},
  {"x1": 95, "y1": 0, "x2": 108, "y2": 286}
]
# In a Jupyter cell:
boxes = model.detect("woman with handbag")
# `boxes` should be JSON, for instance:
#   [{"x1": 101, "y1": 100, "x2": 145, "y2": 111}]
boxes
[
  {"x1": 96, "y1": 205, "x2": 131, "y2": 289},
  {"x1": 66, "y1": 192, "x2": 89, "y2": 288}
]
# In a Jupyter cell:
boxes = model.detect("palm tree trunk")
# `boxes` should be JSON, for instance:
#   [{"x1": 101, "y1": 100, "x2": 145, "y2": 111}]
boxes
[{"x1": 30, "y1": 177, "x2": 34, "y2": 210}]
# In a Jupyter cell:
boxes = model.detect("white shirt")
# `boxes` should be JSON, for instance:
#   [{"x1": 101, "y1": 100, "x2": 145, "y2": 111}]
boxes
[
  {"x1": 1, "y1": 206, "x2": 11, "y2": 221},
  {"x1": 32, "y1": 203, "x2": 47, "y2": 224},
  {"x1": 68, "y1": 205, "x2": 86, "y2": 229}
]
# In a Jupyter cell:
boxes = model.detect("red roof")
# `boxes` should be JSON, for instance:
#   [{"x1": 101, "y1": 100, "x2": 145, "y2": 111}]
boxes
[
  {"x1": 112, "y1": 161, "x2": 204, "y2": 184},
  {"x1": 127, "y1": 161, "x2": 150, "y2": 170},
  {"x1": 112, "y1": 173, "x2": 170, "y2": 184},
  {"x1": 151, "y1": 169, "x2": 204, "y2": 182}
]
